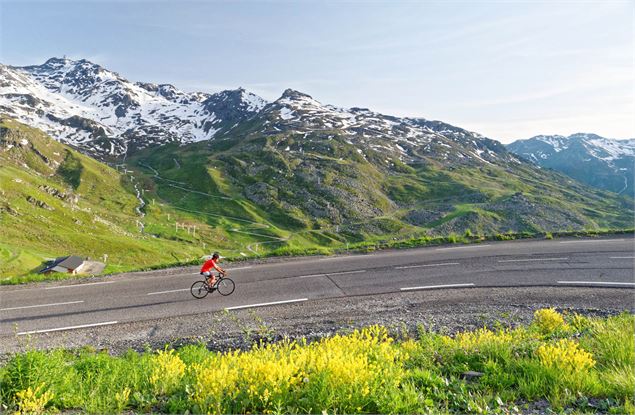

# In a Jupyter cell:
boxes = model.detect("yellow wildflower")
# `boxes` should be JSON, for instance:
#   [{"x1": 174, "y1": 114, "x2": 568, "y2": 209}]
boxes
[
  {"x1": 14, "y1": 383, "x2": 53, "y2": 415},
  {"x1": 150, "y1": 349, "x2": 186, "y2": 395},
  {"x1": 537, "y1": 339, "x2": 596, "y2": 373},
  {"x1": 534, "y1": 308, "x2": 566, "y2": 334}
]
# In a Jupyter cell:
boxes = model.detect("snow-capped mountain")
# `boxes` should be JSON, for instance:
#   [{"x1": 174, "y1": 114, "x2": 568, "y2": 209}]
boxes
[
  {"x1": 507, "y1": 133, "x2": 635, "y2": 196},
  {"x1": 251, "y1": 88, "x2": 512, "y2": 166},
  {"x1": 0, "y1": 57, "x2": 267, "y2": 157},
  {"x1": 0, "y1": 57, "x2": 522, "y2": 167}
]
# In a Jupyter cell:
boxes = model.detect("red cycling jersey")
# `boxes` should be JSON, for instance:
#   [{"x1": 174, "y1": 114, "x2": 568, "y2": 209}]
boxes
[{"x1": 200, "y1": 259, "x2": 217, "y2": 273}]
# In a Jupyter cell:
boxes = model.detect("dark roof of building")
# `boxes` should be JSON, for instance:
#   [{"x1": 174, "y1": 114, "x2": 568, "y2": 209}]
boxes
[{"x1": 39, "y1": 255, "x2": 84, "y2": 273}]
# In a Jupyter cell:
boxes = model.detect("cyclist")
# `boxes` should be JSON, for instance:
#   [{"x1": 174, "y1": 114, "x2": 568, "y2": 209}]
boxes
[{"x1": 200, "y1": 252, "x2": 225, "y2": 287}]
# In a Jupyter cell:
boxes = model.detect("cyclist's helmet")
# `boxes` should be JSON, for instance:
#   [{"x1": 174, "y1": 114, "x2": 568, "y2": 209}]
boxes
[{"x1": 212, "y1": 252, "x2": 220, "y2": 259}]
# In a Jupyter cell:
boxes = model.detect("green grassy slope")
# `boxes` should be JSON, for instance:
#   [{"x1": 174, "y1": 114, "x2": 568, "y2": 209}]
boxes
[{"x1": 0, "y1": 119, "x2": 213, "y2": 278}]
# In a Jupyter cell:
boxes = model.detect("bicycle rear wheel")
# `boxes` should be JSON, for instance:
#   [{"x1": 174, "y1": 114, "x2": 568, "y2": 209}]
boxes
[
  {"x1": 191, "y1": 280, "x2": 209, "y2": 299},
  {"x1": 216, "y1": 278, "x2": 235, "y2": 296}
]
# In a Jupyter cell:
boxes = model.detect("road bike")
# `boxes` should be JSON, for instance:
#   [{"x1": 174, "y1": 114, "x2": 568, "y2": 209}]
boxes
[{"x1": 190, "y1": 272, "x2": 235, "y2": 299}]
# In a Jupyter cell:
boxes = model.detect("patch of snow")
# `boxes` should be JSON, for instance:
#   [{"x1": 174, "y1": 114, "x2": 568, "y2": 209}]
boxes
[
  {"x1": 535, "y1": 135, "x2": 568, "y2": 152},
  {"x1": 240, "y1": 89, "x2": 267, "y2": 112},
  {"x1": 472, "y1": 149, "x2": 492, "y2": 165},
  {"x1": 279, "y1": 107, "x2": 295, "y2": 120},
  {"x1": 585, "y1": 137, "x2": 635, "y2": 161}
]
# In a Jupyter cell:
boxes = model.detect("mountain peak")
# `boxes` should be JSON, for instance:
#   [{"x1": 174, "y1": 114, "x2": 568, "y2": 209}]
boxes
[
  {"x1": 0, "y1": 58, "x2": 271, "y2": 154},
  {"x1": 569, "y1": 133, "x2": 603, "y2": 141},
  {"x1": 280, "y1": 88, "x2": 313, "y2": 100},
  {"x1": 217, "y1": 87, "x2": 247, "y2": 97},
  {"x1": 196, "y1": 87, "x2": 267, "y2": 119},
  {"x1": 44, "y1": 56, "x2": 72, "y2": 65},
  {"x1": 39, "y1": 57, "x2": 102, "y2": 70}
]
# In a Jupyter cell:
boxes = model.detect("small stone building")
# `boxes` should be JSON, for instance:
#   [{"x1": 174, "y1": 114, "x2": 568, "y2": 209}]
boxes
[{"x1": 39, "y1": 255, "x2": 86, "y2": 274}]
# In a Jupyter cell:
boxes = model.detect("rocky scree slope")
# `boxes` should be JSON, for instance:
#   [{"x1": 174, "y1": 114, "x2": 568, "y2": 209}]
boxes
[{"x1": 507, "y1": 134, "x2": 635, "y2": 197}]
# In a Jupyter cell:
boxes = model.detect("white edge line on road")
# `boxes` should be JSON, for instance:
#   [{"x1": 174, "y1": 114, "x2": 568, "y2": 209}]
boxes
[
  {"x1": 147, "y1": 288, "x2": 190, "y2": 295},
  {"x1": 395, "y1": 262, "x2": 459, "y2": 269},
  {"x1": 1, "y1": 300, "x2": 84, "y2": 312},
  {"x1": 435, "y1": 244, "x2": 491, "y2": 251},
  {"x1": 17, "y1": 321, "x2": 119, "y2": 336},
  {"x1": 225, "y1": 298, "x2": 308, "y2": 311},
  {"x1": 401, "y1": 283, "x2": 475, "y2": 291},
  {"x1": 559, "y1": 239, "x2": 625, "y2": 244},
  {"x1": 44, "y1": 281, "x2": 115, "y2": 290},
  {"x1": 557, "y1": 281, "x2": 635, "y2": 286},
  {"x1": 610, "y1": 256, "x2": 634, "y2": 259},
  {"x1": 498, "y1": 257, "x2": 568, "y2": 263},
  {"x1": 298, "y1": 270, "x2": 366, "y2": 279}
]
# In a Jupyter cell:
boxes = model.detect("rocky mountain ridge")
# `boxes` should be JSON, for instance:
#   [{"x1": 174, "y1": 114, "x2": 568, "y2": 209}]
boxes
[
  {"x1": 255, "y1": 88, "x2": 511, "y2": 167},
  {"x1": 1, "y1": 58, "x2": 514, "y2": 168},
  {"x1": 0, "y1": 57, "x2": 266, "y2": 157}
]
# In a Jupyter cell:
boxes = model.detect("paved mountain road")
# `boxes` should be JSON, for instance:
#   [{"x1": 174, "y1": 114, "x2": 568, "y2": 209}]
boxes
[{"x1": 1, "y1": 237, "x2": 633, "y2": 336}]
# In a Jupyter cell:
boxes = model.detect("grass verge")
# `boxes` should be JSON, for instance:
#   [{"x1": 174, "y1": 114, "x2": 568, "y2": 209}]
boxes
[
  {"x1": 2, "y1": 228, "x2": 632, "y2": 285},
  {"x1": 1, "y1": 310, "x2": 633, "y2": 414}
]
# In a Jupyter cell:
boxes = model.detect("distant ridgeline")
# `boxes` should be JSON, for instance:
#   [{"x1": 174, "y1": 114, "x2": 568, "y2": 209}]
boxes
[{"x1": 508, "y1": 134, "x2": 635, "y2": 197}]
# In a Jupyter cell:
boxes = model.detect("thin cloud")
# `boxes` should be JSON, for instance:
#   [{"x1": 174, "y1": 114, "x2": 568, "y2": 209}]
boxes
[{"x1": 457, "y1": 66, "x2": 633, "y2": 108}]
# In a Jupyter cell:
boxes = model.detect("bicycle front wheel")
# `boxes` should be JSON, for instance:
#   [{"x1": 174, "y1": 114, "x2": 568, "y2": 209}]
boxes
[
  {"x1": 191, "y1": 280, "x2": 209, "y2": 299},
  {"x1": 216, "y1": 278, "x2": 235, "y2": 296}
]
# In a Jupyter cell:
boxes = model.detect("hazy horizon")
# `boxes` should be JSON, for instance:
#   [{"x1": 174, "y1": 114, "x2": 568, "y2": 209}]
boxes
[{"x1": 1, "y1": 0, "x2": 633, "y2": 143}]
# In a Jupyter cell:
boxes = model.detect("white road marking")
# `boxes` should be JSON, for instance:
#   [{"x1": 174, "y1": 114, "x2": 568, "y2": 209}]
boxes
[
  {"x1": 610, "y1": 256, "x2": 634, "y2": 259},
  {"x1": 557, "y1": 281, "x2": 635, "y2": 287},
  {"x1": 225, "y1": 298, "x2": 308, "y2": 311},
  {"x1": 498, "y1": 257, "x2": 568, "y2": 263},
  {"x1": 297, "y1": 273, "x2": 326, "y2": 279},
  {"x1": 17, "y1": 321, "x2": 119, "y2": 335},
  {"x1": 147, "y1": 288, "x2": 190, "y2": 295},
  {"x1": 44, "y1": 281, "x2": 115, "y2": 290},
  {"x1": 559, "y1": 239, "x2": 625, "y2": 244},
  {"x1": 395, "y1": 262, "x2": 459, "y2": 269},
  {"x1": 401, "y1": 283, "x2": 475, "y2": 291},
  {"x1": 327, "y1": 270, "x2": 366, "y2": 276},
  {"x1": 1, "y1": 300, "x2": 84, "y2": 312},
  {"x1": 297, "y1": 270, "x2": 366, "y2": 279},
  {"x1": 435, "y1": 244, "x2": 491, "y2": 251}
]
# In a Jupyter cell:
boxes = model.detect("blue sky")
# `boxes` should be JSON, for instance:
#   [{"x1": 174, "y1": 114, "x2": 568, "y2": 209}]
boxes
[{"x1": 1, "y1": 0, "x2": 633, "y2": 142}]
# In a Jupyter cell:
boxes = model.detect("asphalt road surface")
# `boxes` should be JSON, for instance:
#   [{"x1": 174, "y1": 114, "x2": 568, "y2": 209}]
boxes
[{"x1": 1, "y1": 237, "x2": 633, "y2": 336}]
